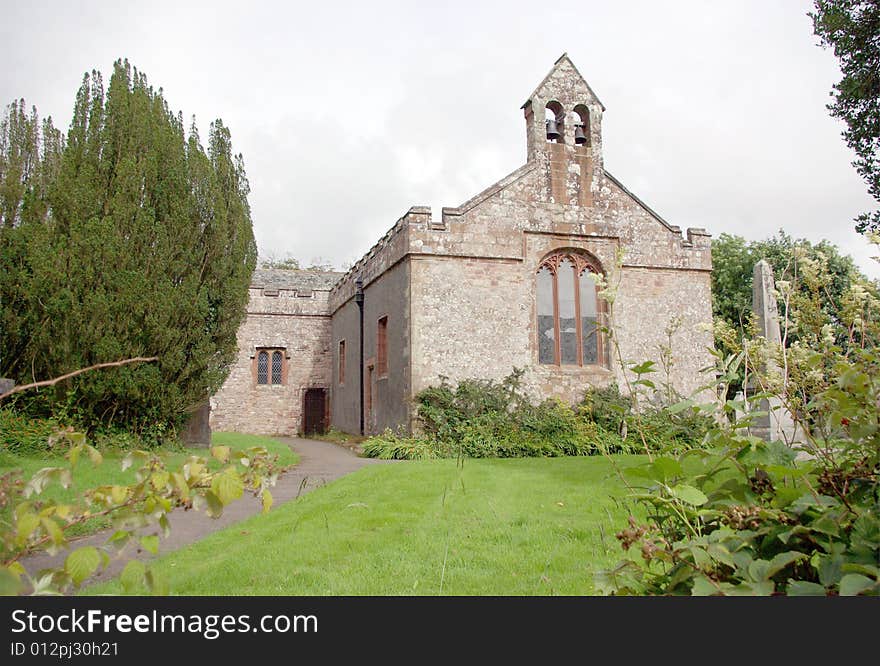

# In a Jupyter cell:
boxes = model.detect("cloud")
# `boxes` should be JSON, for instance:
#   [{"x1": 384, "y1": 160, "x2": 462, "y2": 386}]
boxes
[{"x1": 2, "y1": 0, "x2": 876, "y2": 278}]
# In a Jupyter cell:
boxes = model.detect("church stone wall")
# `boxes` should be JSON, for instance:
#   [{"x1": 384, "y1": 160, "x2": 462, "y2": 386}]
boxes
[
  {"x1": 405, "y1": 54, "x2": 714, "y2": 411},
  {"x1": 210, "y1": 285, "x2": 334, "y2": 436},
  {"x1": 331, "y1": 259, "x2": 411, "y2": 435},
  {"x1": 211, "y1": 54, "x2": 716, "y2": 437}
]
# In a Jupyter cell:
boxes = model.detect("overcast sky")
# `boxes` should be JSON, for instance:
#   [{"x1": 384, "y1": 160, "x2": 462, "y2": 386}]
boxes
[{"x1": 2, "y1": 0, "x2": 877, "y2": 278}]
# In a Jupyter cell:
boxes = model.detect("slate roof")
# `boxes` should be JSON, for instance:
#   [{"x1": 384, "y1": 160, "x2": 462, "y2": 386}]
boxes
[{"x1": 250, "y1": 268, "x2": 342, "y2": 291}]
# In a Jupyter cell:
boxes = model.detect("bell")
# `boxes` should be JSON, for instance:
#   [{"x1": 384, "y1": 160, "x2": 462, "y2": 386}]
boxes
[
  {"x1": 545, "y1": 119, "x2": 560, "y2": 141},
  {"x1": 574, "y1": 124, "x2": 587, "y2": 145}
]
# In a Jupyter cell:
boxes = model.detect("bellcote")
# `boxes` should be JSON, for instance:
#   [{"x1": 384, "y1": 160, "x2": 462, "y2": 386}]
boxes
[{"x1": 521, "y1": 53, "x2": 605, "y2": 171}]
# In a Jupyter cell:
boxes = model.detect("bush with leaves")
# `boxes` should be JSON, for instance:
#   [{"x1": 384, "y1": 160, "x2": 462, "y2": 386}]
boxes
[
  {"x1": 364, "y1": 370, "x2": 600, "y2": 460},
  {"x1": 595, "y1": 245, "x2": 879, "y2": 596},
  {"x1": 577, "y1": 381, "x2": 712, "y2": 456},
  {"x1": 0, "y1": 408, "x2": 61, "y2": 456},
  {"x1": 361, "y1": 431, "x2": 438, "y2": 460},
  {"x1": 362, "y1": 360, "x2": 713, "y2": 461},
  {"x1": 580, "y1": 384, "x2": 632, "y2": 434},
  {"x1": 0, "y1": 428, "x2": 281, "y2": 595}
]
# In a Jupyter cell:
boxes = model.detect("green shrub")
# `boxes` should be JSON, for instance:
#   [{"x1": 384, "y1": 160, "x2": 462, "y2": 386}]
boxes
[
  {"x1": 518, "y1": 399, "x2": 596, "y2": 456},
  {"x1": 365, "y1": 371, "x2": 599, "y2": 460},
  {"x1": 597, "y1": 351, "x2": 880, "y2": 596},
  {"x1": 363, "y1": 369, "x2": 715, "y2": 461},
  {"x1": 596, "y1": 247, "x2": 880, "y2": 596},
  {"x1": 0, "y1": 406, "x2": 187, "y2": 457},
  {"x1": 415, "y1": 371, "x2": 527, "y2": 442},
  {"x1": 578, "y1": 383, "x2": 712, "y2": 455},
  {"x1": 581, "y1": 384, "x2": 632, "y2": 433},
  {"x1": 0, "y1": 408, "x2": 62, "y2": 455},
  {"x1": 638, "y1": 407, "x2": 713, "y2": 454},
  {"x1": 361, "y1": 431, "x2": 437, "y2": 460},
  {"x1": 362, "y1": 368, "x2": 714, "y2": 462}
]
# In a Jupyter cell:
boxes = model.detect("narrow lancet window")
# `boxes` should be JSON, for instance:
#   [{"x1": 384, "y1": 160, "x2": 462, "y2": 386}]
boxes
[{"x1": 257, "y1": 351, "x2": 269, "y2": 384}]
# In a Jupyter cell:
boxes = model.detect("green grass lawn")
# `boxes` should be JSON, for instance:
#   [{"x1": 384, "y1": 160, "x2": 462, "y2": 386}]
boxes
[
  {"x1": 87, "y1": 454, "x2": 647, "y2": 595},
  {"x1": 0, "y1": 432, "x2": 298, "y2": 537}
]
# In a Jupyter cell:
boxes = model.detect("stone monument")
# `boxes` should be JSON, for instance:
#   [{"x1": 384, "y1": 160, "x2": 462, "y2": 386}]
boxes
[
  {"x1": 180, "y1": 401, "x2": 211, "y2": 447},
  {"x1": 749, "y1": 259, "x2": 797, "y2": 444}
]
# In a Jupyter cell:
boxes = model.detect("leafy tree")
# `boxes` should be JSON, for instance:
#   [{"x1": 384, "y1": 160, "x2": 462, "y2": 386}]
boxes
[
  {"x1": 596, "y1": 246, "x2": 880, "y2": 597},
  {"x1": 711, "y1": 231, "x2": 875, "y2": 342},
  {"x1": 0, "y1": 99, "x2": 63, "y2": 230},
  {"x1": 710, "y1": 232, "x2": 877, "y2": 403},
  {"x1": 305, "y1": 257, "x2": 336, "y2": 271},
  {"x1": 710, "y1": 233, "x2": 756, "y2": 332},
  {"x1": 259, "y1": 252, "x2": 300, "y2": 270},
  {"x1": 0, "y1": 60, "x2": 257, "y2": 439},
  {"x1": 811, "y1": 0, "x2": 880, "y2": 234},
  {"x1": 0, "y1": 102, "x2": 64, "y2": 376}
]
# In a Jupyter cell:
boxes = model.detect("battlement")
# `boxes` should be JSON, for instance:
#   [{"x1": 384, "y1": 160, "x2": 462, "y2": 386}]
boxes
[{"x1": 328, "y1": 205, "x2": 430, "y2": 311}]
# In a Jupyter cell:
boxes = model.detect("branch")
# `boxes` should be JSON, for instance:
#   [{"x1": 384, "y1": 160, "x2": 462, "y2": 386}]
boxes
[{"x1": 0, "y1": 357, "x2": 159, "y2": 401}]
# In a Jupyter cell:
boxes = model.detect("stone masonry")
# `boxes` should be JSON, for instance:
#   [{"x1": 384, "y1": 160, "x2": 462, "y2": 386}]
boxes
[
  {"x1": 210, "y1": 269, "x2": 339, "y2": 436},
  {"x1": 749, "y1": 259, "x2": 798, "y2": 444},
  {"x1": 212, "y1": 54, "x2": 716, "y2": 436}
]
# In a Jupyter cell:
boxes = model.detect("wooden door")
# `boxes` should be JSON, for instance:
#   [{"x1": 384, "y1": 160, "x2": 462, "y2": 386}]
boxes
[{"x1": 303, "y1": 388, "x2": 327, "y2": 435}]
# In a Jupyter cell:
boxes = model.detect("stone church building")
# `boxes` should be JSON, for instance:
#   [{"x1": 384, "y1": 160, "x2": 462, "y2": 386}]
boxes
[{"x1": 209, "y1": 54, "x2": 714, "y2": 437}]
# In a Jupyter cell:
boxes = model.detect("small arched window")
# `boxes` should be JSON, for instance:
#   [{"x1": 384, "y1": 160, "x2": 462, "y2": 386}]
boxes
[
  {"x1": 536, "y1": 251, "x2": 605, "y2": 366},
  {"x1": 271, "y1": 351, "x2": 283, "y2": 384},
  {"x1": 257, "y1": 351, "x2": 269, "y2": 384},
  {"x1": 256, "y1": 347, "x2": 286, "y2": 385}
]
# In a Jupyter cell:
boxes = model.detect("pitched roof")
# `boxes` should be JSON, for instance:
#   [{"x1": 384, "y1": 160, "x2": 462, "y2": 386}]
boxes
[
  {"x1": 251, "y1": 268, "x2": 342, "y2": 291},
  {"x1": 522, "y1": 52, "x2": 607, "y2": 111}
]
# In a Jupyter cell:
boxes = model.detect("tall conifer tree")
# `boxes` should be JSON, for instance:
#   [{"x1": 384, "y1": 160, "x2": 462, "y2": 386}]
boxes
[
  {"x1": 0, "y1": 60, "x2": 256, "y2": 440},
  {"x1": 0, "y1": 100, "x2": 64, "y2": 378}
]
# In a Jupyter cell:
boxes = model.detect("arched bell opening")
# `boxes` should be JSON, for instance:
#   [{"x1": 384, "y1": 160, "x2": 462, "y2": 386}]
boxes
[
  {"x1": 573, "y1": 104, "x2": 590, "y2": 146},
  {"x1": 544, "y1": 101, "x2": 564, "y2": 143}
]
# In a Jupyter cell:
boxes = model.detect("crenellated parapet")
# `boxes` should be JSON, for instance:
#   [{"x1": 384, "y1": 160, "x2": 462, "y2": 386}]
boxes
[
  {"x1": 328, "y1": 206, "x2": 426, "y2": 312},
  {"x1": 247, "y1": 269, "x2": 339, "y2": 317},
  {"x1": 215, "y1": 52, "x2": 718, "y2": 439}
]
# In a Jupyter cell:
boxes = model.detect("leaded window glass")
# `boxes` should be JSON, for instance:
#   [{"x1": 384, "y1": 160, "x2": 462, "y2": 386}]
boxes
[
  {"x1": 257, "y1": 351, "x2": 269, "y2": 384},
  {"x1": 536, "y1": 251, "x2": 605, "y2": 367},
  {"x1": 271, "y1": 351, "x2": 283, "y2": 384},
  {"x1": 579, "y1": 271, "x2": 599, "y2": 365},
  {"x1": 557, "y1": 258, "x2": 578, "y2": 365},
  {"x1": 537, "y1": 266, "x2": 555, "y2": 364}
]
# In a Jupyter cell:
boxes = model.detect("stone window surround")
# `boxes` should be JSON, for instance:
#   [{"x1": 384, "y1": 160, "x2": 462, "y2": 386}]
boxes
[
  {"x1": 251, "y1": 346, "x2": 290, "y2": 387},
  {"x1": 535, "y1": 249, "x2": 608, "y2": 369},
  {"x1": 376, "y1": 315, "x2": 388, "y2": 379},
  {"x1": 338, "y1": 339, "x2": 346, "y2": 386}
]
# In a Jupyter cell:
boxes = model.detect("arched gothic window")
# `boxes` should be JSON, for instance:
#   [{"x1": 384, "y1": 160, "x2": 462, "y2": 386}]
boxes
[{"x1": 537, "y1": 252, "x2": 605, "y2": 366}]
